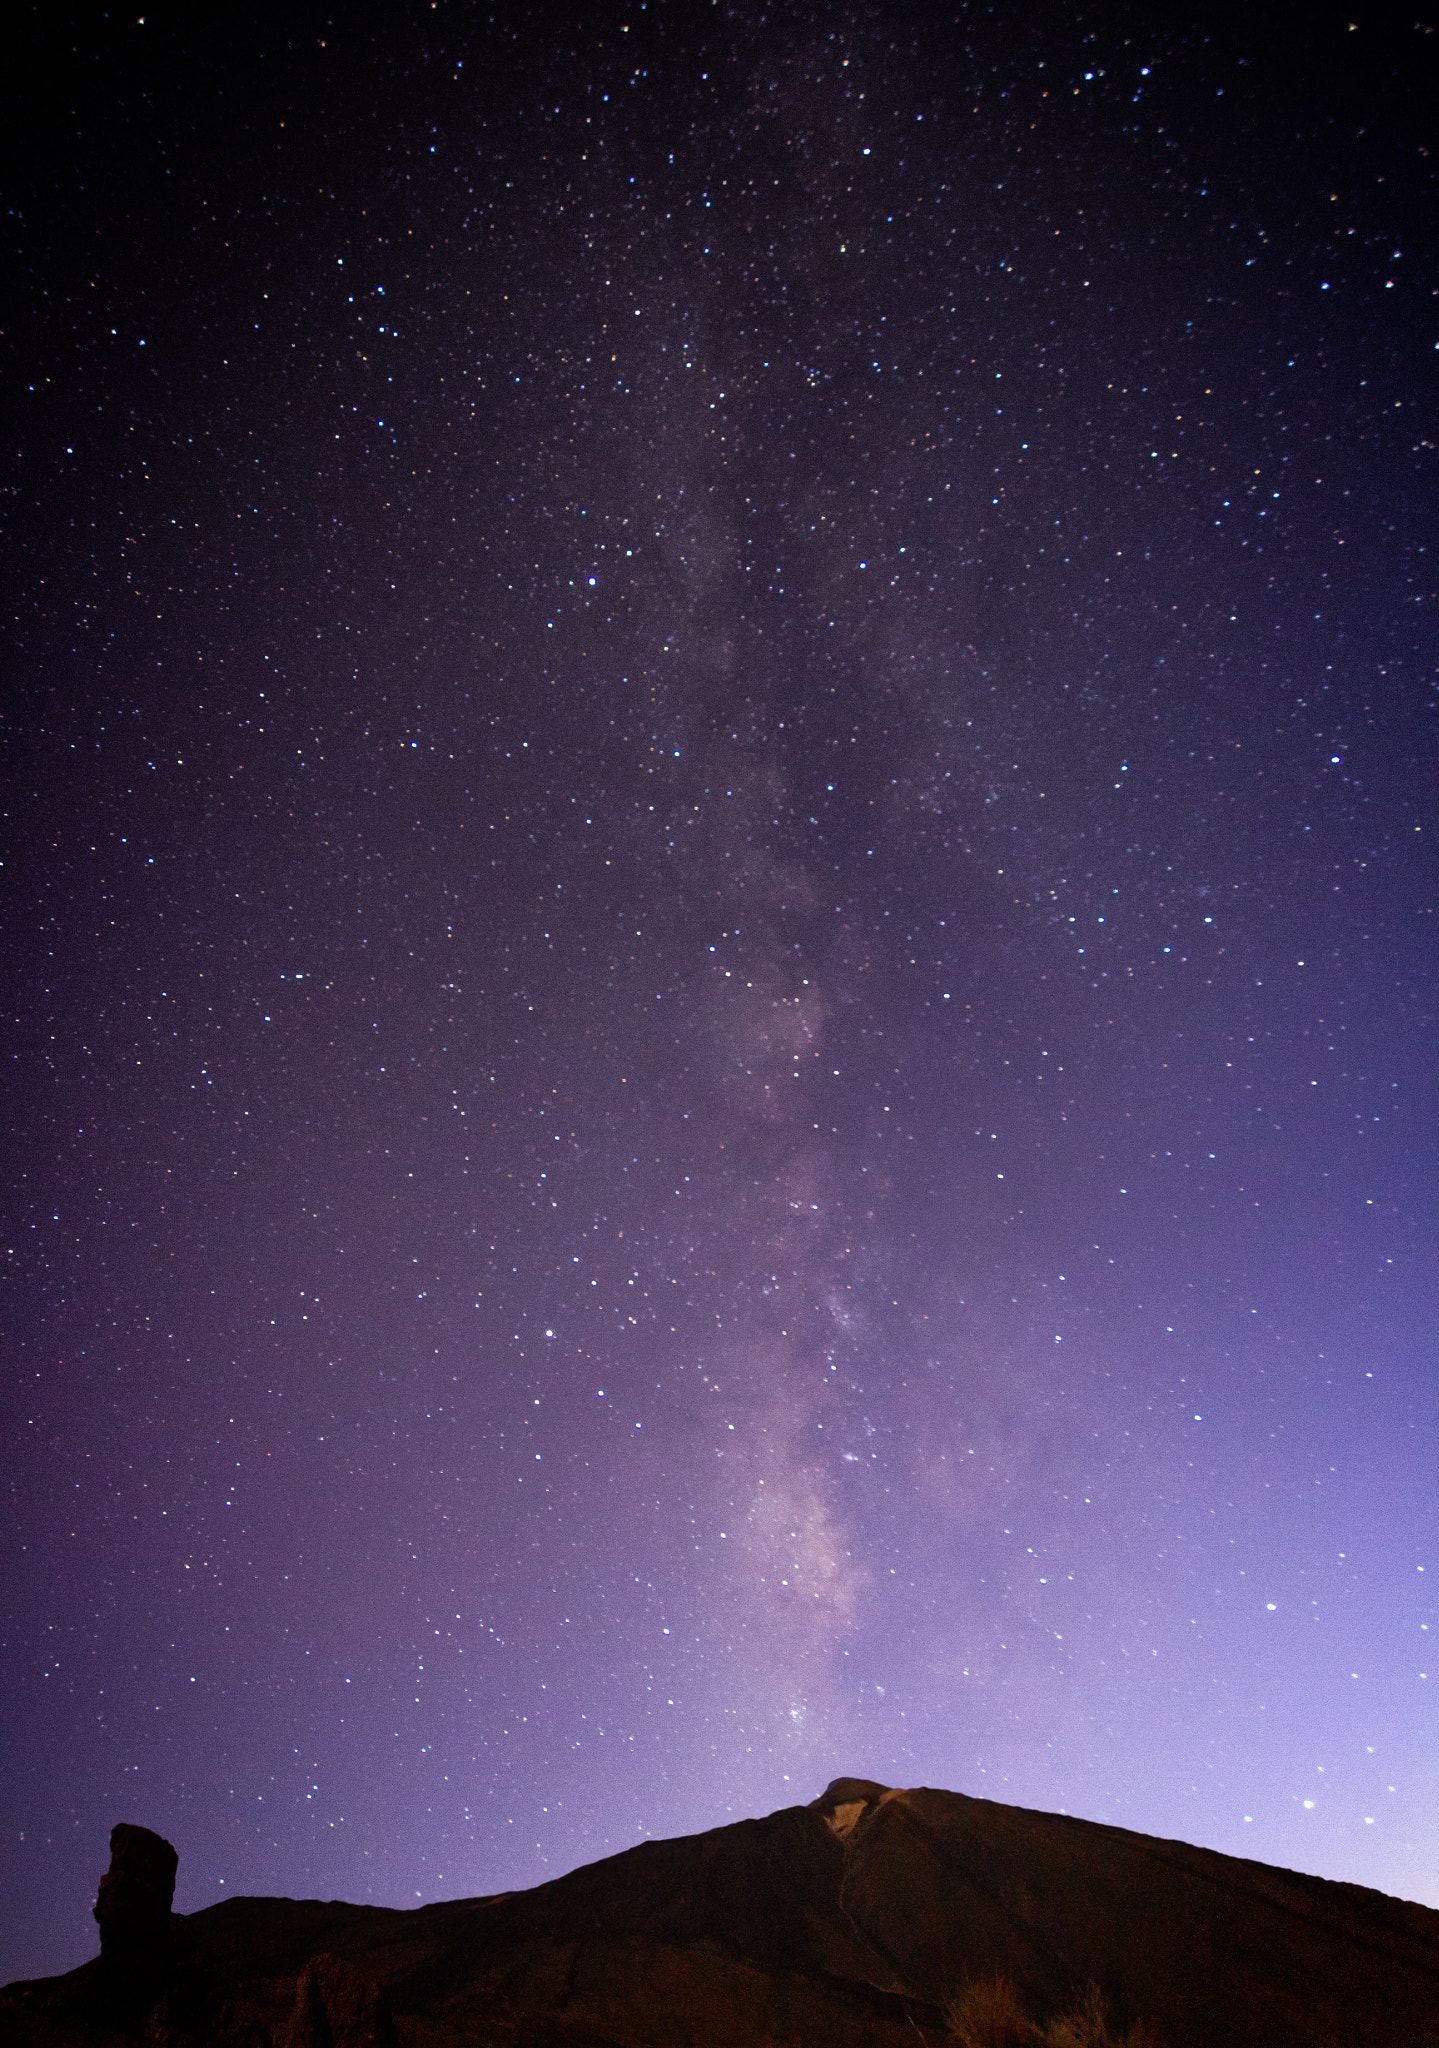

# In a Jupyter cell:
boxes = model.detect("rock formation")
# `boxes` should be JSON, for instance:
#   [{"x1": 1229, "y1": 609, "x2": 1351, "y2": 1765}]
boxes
[
  {"x1": 2, "y1": 1778, "x2": 1436, "y2": 2045},
  {"x1": 89, "y1": 1823, "x2": 182, "y2": 2030},
  {"x1": 278, "y1": 1951, "x2": 398, "y2": 2048},
  {"x1": 93, "y1": 1823, "x2": 178, "y2": 1958}
]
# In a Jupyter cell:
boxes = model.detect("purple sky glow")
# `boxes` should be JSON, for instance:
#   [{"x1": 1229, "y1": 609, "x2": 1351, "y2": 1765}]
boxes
[{"x1": 3, "y1": 0, "x2": 1434, "y2": 1986}]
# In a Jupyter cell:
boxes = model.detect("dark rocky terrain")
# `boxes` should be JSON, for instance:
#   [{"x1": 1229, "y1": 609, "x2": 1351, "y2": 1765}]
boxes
[{"x1": 3, "y1": 1778, "x2": 1436, "y2": 2046}]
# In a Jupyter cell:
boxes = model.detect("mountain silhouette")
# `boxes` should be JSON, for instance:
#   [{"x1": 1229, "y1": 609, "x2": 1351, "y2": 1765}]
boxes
[{"x1": 3, "y1": 1778, "x2": 1435, "y2": 2045}]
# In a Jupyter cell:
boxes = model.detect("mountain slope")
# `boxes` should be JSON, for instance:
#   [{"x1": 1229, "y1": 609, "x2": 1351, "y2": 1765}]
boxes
[{"x1": 3, "y1": 1778, "x2": 1435, "y2": 2045}]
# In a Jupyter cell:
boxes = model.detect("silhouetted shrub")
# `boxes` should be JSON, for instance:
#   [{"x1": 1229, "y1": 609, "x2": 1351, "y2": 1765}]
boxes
[
  {"x1": 944, "y1": 1975, "x2": 1030, "y2": 2048},
  {"x1": 945, "y1": 1974, "x2": 1160, "y2": 2048}
]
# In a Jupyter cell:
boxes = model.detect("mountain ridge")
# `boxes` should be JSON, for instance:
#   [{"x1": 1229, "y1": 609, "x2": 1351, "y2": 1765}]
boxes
[{"x1": 3, "y1": 1776, "x2": 1435, "y2": 2045}]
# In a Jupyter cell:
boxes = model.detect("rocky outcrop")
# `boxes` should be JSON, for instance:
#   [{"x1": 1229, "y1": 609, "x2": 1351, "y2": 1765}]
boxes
[
  {"x1": 87, "y1": 1823, "x2": 184, "y2": 2033},
  {"x1": 277, "y1": 1952, "x2": 398, "y2": 2048},
  {"x1": 93, "y1": 1824, "x2": 179, "y2": 1962},
  {"x1": 2, "y1": 1780, "x2": 1436, "y2": 2045}
]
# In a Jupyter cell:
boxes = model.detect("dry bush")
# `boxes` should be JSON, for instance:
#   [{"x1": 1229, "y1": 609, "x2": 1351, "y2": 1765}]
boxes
[
  {"x1": 1040, "y1": 1980, "x2": 1161, "y2": 2048},
  {"x1": 1041, "y1": 1980, "x2": 1109, "y2": 2047},
  {"x1": 944, "y1": 1974, "x2": 1032, "y2": 2048},
  {"x1": 946, "y1": 1975, "x2": 1161, "y2": 2048}
]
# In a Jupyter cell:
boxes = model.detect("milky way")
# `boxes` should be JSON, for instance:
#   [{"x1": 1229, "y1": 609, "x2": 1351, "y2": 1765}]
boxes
[{"x1": 4, "y1": 2, "x2": 1434, "y2": 1981}]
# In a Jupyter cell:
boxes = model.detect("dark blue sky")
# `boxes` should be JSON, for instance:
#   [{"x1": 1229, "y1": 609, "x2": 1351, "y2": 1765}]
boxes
[{"x1": 4, "y1": 0, "x2": 1434, "y2": 1985}]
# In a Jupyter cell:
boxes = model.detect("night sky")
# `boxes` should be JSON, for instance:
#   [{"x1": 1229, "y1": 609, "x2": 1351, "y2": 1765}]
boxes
[{"x1": 4, "y1": 0, "x2": 1435, "y2": 1985}]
